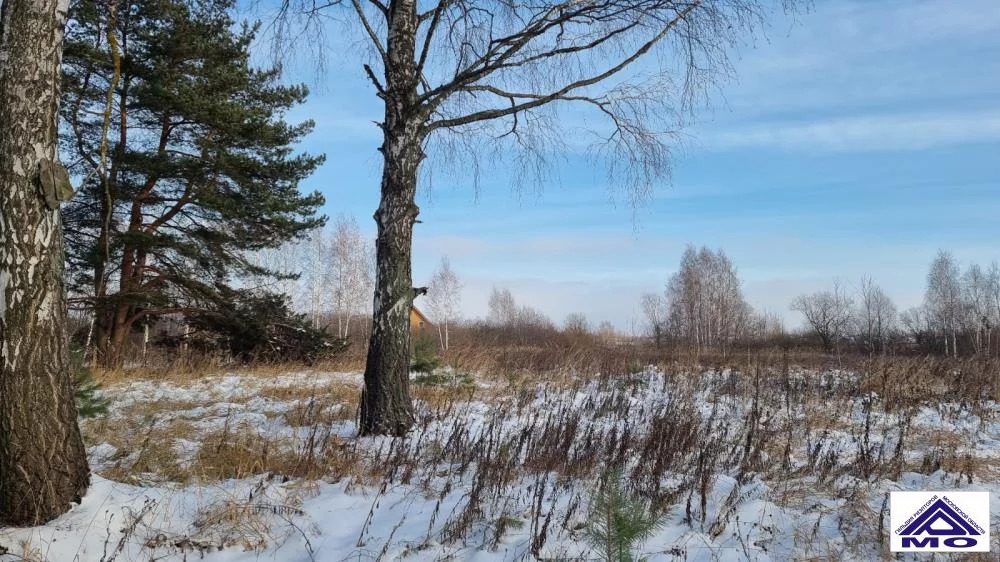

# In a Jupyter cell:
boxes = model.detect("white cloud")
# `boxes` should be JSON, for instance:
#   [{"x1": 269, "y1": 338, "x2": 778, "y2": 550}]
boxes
[
  {"x1": 699, "y1": 1, "x2": 1000, "y2": 118},
  {"x1": 702, "y1": 111, "x2": 1000, "y2": 152},
  {"x1": 417, "y1": 233, "x2": 665, "y2": 262}
]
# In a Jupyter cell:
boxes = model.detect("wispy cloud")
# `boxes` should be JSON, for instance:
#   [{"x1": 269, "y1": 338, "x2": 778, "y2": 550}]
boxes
[
  {"x1": 701, "y1": 111, "x2": 1000, "y2": 152},
  {"x1": 705, "y1": 1, "x2": 1000, "y2": 118}
]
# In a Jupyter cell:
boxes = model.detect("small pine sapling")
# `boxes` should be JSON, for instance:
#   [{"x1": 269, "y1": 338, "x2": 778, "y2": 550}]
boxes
[
  {"x1": 586, "y1": 471, "x2": 665, "y2": 562},
  {"x1": 410, "y1": 332, "x2": 443, "y2": 374},
  {"x1": 71, "y1": 347, "x2": 109, "y2": 418}
]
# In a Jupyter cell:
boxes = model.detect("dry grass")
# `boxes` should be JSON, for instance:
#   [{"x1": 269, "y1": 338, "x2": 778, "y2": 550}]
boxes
[
  {"x1": 7, "y1": 540, "x2": 45, "y2": 562},
  {"x1": 258, "y1": 380, "x2": 359, "y2": 416},
  {"x1": 82, "y1": 370, "x2": 374, "y2": 485},
  {"x1": 86, "y1": 415, "x2": 198, "y2": 483},
  {"x1": 90, "y1": 417, "x2": 367, "y2": 486},
  {"x1": 189, "y1": 425, "x2": 359, "y2": 482},
  {"x1": 90, "y1": 349, "x2": 367, "y2": 385},
  {"x1": 74, "y1": 350, "x2": 1000, "y2": 559}
]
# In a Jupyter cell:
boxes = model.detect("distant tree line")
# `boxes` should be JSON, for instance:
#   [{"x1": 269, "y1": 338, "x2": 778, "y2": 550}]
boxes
[
  {"x1": 639, "y1": 246, "x2": 1000, "y2": 358},
  {"x1": 789, "y1": 251, "x2": 1000, "y2": 357},
  {"x1": 902, "y1": 251, "x2": 999, "y2": 357}
]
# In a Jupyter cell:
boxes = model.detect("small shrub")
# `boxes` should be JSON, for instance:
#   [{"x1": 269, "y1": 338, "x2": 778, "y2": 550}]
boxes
[
  {"x1": 72, "y1": 347, "x2": 109, "y2": 418},
  {"x1": 411, "y1": 332, "x2": 443, "y2": 374},
  {"x1": 586, "y1": 471, "x2": 665, "y2": 562}
]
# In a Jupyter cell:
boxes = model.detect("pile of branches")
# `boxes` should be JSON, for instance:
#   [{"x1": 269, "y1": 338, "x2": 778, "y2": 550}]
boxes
[{"x1": 164, "y1": 290, "x2": 347, "y2": 364}]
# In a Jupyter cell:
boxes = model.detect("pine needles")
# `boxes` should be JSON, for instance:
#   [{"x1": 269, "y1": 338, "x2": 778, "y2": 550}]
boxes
[
  {"x1": 586, "y1": 470, "x2": 665, "y2": 562},
  {"x1": 72, "y1": 347, "x2": 109, "y2": 418}
]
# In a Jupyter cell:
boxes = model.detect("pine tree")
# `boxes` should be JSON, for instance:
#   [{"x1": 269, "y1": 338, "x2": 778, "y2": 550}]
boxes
[
  {"x1": 72, "y1": 347, "x2": 110, "y2": 418},
  {"x1": 586, "y1": 472, "x2": 665, "y2": 562},
  {"x1": 61, "y1": 0, "x2": 325, "y2": 367}
]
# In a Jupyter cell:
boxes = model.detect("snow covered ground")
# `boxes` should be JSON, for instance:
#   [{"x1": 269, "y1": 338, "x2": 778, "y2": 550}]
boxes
[{"x1": 3, "y1": 366, "x2": 1000, "y2": 561}]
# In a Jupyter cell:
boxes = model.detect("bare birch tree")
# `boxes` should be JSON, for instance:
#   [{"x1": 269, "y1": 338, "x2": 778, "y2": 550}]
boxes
[
  {"x1": 855, "y1": 275, "x2": 896, "y2": 355},
  {"x1": 962, "y1": 263, "x2": 991, "y2": 355},
  {"x1": 302, "y1": 228, "x2": 331, "y2": 330},
  {"x1": 987, "y1": 261, "x2": 1000, "y2": 356},
  {"x1": 640, "y1": 292, "x2": 666, "y2": 347},
  {"x1": 247, "y1": 219, "x2": 374, "y2": 338},
  {"x1": 247, "y1": 238, "x2": 308, "y2": 302},
  {"x1": 487, "y1": 285, "x2": 553, "y2": 342},
  {"x1": 427, "y1": 256, "x2": 461, "y2": 349},
  {"x1": 275, "y1": 0, "x2": 799, "y2": 434},
  {"x1": 330, "y1": 216, "x2": 375, "y2": 339},
  {"x1": 924, "y1": 250, "x2": 963, "y2": 356},
  {"x1": 665, "y1": 245, "x2": 751, "y2": 352},
  {"x1": 488, "y1": 286, "x2": 518, "y2": 327},
  {"x1": 0, "y1": 0, "x2": 90, "y2": 524},
  {"x1": 790, "y1": 282, "x2": 853, "y2": 354}
]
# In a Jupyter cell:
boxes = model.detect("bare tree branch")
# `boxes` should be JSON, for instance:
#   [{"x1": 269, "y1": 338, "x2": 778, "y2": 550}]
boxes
[
  {"x1": 350, "y1": 0, "x2": 388, "y2": 61},
  {"x1": 424, "y1": 1, "x2": 701, "y2": 130}
]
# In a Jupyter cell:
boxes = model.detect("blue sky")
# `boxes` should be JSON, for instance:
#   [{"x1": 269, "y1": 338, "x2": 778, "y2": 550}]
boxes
[{"x1": 262, "y1": 0, "x2": 1000, "y2": 331}]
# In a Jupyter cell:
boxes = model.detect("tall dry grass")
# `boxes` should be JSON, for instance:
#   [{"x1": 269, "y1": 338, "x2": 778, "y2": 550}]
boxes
[{"x1": 76, "y1": 348, "x2": 1000, "y2": 559}]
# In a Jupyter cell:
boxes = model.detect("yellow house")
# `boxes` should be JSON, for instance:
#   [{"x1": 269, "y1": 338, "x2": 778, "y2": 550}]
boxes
[{"x1": 409, "y1": 306, "x2": 432, "y2": 332}]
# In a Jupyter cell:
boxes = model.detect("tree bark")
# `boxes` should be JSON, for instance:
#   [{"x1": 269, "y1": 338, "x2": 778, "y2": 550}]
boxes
[
  {"x1": 0, "y1": 0, "x2": 91, "y2": 525},
  {"x1": 359, "y1": 0, "x2": 423, "y2": 436},
  {"x1": 359, "y1": 128, "x2": 422, "y2": 435}
]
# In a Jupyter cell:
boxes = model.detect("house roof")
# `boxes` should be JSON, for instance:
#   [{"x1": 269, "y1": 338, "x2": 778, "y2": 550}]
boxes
[{"x1": 410, "y1": 305, "x2": 432, "y2": 326}]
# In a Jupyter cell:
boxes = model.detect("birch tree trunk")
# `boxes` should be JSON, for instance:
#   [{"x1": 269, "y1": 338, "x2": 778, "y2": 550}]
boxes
[
  {"x1": 0, "y1": 0, "x2": 91, "y2": 525},
  {"x1": 359, "y1": 124, "x2": 422, "y2": 435},
  {"x1": 359, "y1": 0, "x2": 422, "y2": 436}
]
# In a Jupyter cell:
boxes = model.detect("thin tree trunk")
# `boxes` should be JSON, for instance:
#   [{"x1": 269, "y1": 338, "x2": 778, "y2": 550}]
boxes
[
  {"x1": 90, "y1": 184, "x2": 111, "y2": 359},
  {"x1": 0, "y1": 0, "x2": 91, "y2": 525},
  {"x1": 101, "y1": 241, "x2": 140, "y2": 368},
  {"x1": 818, "y1": 332, "x2": 828, "y2": 354},
  {"x1": 359, "y1": 0, "x2": 422, "y2": 436}
]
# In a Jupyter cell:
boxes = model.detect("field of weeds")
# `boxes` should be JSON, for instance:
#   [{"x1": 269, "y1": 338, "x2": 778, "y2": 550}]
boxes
[{"x1": 3, "y1": 357, "x2": 1000, "y2": 561}]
